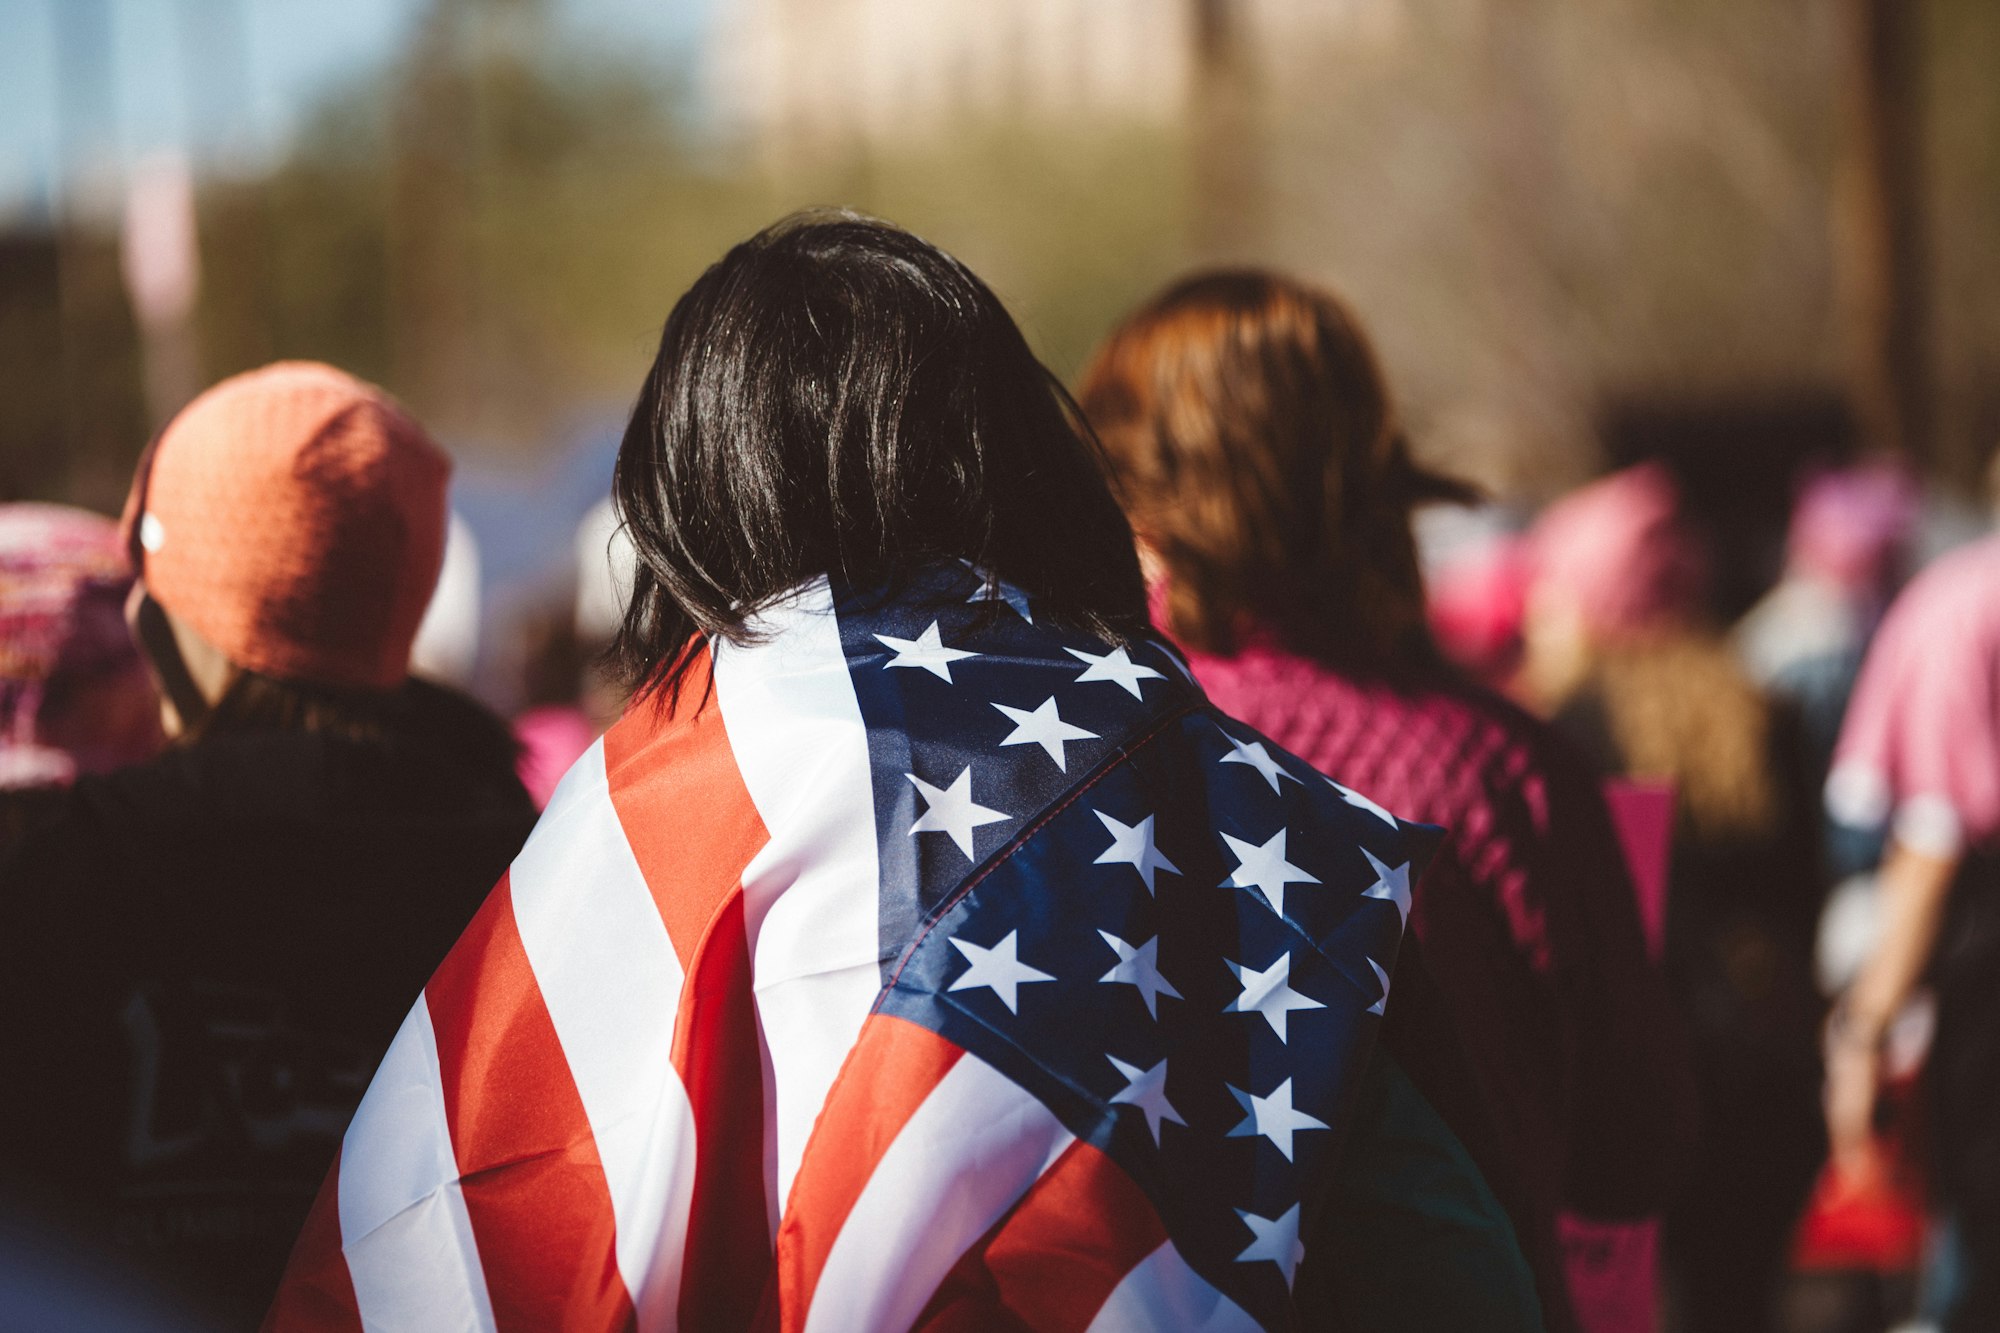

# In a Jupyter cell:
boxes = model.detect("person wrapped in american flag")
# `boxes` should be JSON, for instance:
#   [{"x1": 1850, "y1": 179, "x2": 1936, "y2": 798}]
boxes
[{"x1": 266, "y1": 212, "x2": 1543, "y2": 1331}]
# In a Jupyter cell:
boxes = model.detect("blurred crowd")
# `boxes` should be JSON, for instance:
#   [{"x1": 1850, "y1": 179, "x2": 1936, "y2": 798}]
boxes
[{"x1": 1, "y1": 213, "x2": 1997, "y2": 1332}]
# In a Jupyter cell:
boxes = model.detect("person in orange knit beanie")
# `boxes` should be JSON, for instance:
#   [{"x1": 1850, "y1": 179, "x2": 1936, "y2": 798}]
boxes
[
  {"x1": 0, "y1": 362, "x2": 537, "y2": 1323},
  {"x1": 123, "y1": 360, "x2": 451, "y2": 721}
]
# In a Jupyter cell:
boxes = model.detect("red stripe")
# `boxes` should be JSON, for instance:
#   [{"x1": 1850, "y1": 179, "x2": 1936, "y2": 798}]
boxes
[
  {"x1": 602, "y1": 655, "x2": 772, "y2": 974},
  {"x1": 912, "y1": 1138, "x2": 1171, "y2": 1332},
  {"x1": 260, "y1": 1150, "x2": 361, "y2": 1332},
  {"x1": 604, "y1": 654, "x2": 780, "y2": 1328},
  {"x1": 772, "y1": 1015, "x2": 966, "y2": 1331},
  {"x1": 426, "y1": 875, "x2": 637, "y2": 1332}
]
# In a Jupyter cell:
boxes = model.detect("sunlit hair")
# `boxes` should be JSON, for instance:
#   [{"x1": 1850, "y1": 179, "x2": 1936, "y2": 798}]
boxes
[
  {"x1": 611, "y1": 210, "x2": 1148, "y2": 701},
  {"x1": 1080, "y1": 271, "x2": 1474, "y2": 668},
  {"x1": 1592, "y1": 637, "x2": 1780, "y2": 843}
]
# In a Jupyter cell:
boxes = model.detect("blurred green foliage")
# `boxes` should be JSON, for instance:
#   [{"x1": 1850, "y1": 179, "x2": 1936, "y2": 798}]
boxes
[
  {"x1": 5, "y1": 0, "x2": 1997, "y2": 506},
  {"x1": 189, "y1": 4, "x2": 1189, "y2": 459}
]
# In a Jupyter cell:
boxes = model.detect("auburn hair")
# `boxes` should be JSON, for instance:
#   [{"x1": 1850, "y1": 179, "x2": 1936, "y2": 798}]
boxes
[{"x1": 1079, "y1": 271, "x2": 1473, "y2": 668}]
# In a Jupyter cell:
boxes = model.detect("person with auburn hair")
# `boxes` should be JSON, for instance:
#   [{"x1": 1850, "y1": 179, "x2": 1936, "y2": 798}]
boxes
[
  {"x1": 1081, "y1": 270, "x2": 1694, "y2": 1332},
  {"x1": 268, "y1": 214, "x2": 1542, "y2": 1331},
  {"x1": 0, "y1": 363, "x2": 537, "y2": 1322}
]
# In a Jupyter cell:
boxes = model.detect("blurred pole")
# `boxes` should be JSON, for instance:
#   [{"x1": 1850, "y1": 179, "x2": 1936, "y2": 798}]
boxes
[
  {"x1": 387, "y1": 0, "x2": 473, "y2": 417},
  {"x1": 48, "y1": 0, "x2": 116, "y2": 473},
  {"x1": 120, "y1": 154, "x2": 204, "y2": 427},
  {"x1": 177, "y1": 0, "x2": 276, "y2": 366},
  {"x1": 464, "y1": 0, "x2": 521, "y2": 435},
  {"x1": 1188, "y1": 0, "x2": 1263, "y2": 260},
  {"x1": 1836, "y1": 0, "x2": 1931, "y2": 467}
]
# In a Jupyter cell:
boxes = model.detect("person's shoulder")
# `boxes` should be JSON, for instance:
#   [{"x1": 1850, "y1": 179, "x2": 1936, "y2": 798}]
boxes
[
  {"x1": 393, "y1": 678, "x2": 531, "y2": 797},
  {"x1": 1924, "y1": 528, "x2": 2000, "y2": 580},
  {"x1": 0, "y1": 748, "x2": 214, "y2": 894},
  {"x1": 1197, "y1": 643, "x2": 1484, "y2": 754},
  {"x1": 1280, "y1": 651, "x2": 1552, "y2": 761},
  {"x1": 1460, "y1": 682, "x2": 1597, "y2": 780},
  {"x1": 1395, "y1": 672, "x2": 1592, "y2": 797},
  {"x1": 1205, "y1": 644, "x2": 1601, "y2": 829},
  {"x1": 1850, "y1": 534, "x2": 2000, "y2": 698},
  {"x1": 1892, "y1": 532, "x2": 2000, "y2": 627},
  {"x1": 1406, "y1": 672, "x2": 1533, "y2": 738},
  {"x1": 1371, "y1": 676, "x2": 1626, "y2": 889},
  {"x1": 37, "y1": 744, "x2": 221, "y2": 831}
]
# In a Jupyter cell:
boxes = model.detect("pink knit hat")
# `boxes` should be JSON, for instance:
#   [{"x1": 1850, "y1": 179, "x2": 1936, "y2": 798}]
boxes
[
  {"x1": 1530, "y1": 462, "x2": 1708, "y2": 640},
  {"x1": 122, "y1": 362, "x2": 451, "y2": 690},
  {"x1": 0, "y1": 504, "x2": 156, "y2": 786},
  {"x1": 1787, "y1": 460, "x2": 1919, "y2": 593}
]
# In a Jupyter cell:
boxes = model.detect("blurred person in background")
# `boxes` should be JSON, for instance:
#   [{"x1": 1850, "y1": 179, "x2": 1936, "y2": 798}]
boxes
[
  {"x1": 0, "y1": 504, "x2": 162, "y2": 802},
  {"x1": 270, "y1": 213, "x2": 1547, "y2": 1331},
  {"x1": 1736, "y1": 462, "x2": 1927, "y2": 1328},
  {"x1": 572, "y1": 492, "x2": 637, "y2": 669},
  {"x1": 508, "y1": 606, "x2": 599, "y2": 809},
  {"x1": 1080, "y1": 270, "x2": 1693, "y2": 1333},
  {"x1": 1822, "y1": 528, "x2": 2000, "y2": 1333},
  {"x1": 1525, "y1": 462, "x2": 1825, "y2": 1332},
  {"x1": 408, "y1": 510, "x2": 484, "y2": 690},
  {"x1": 1417, "y1": 505, "x2": 1534, "y2": 693},
  {"x1": 508, "y1": 496, "x2": 637, "y2": 809},
  {"x1": 0, "y1": 363, "x2": 537, "y2": 1322},
  {"x1": 1736, "y1": 461, "x2": 1920, "y2": 883}
]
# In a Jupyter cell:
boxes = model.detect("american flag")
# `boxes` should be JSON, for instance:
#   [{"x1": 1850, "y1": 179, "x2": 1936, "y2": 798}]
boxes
[{"x1": 266, "y1": 563, "x2": 1431, "y2": 1331}]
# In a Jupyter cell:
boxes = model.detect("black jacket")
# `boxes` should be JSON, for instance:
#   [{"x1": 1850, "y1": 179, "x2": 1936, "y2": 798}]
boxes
[{"x1": 0, "y1": 682, "x2": 537, "y2": 1323}]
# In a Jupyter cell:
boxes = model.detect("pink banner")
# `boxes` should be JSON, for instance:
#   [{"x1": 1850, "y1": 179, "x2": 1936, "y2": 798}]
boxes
[{"x1": 1603, "y1": 779, "x2": 1673, "y2": 961}]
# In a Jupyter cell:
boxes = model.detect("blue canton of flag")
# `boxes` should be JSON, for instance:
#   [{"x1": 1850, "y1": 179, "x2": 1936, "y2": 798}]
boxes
[{"x1": 832, "y1": 563, "x2": 1437, "y2": 1325}]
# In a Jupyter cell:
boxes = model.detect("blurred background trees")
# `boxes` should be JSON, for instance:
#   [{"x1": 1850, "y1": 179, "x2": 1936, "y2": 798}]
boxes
[{"x1": 2, "y1": 0, "x2": 1996, "y2": 510}]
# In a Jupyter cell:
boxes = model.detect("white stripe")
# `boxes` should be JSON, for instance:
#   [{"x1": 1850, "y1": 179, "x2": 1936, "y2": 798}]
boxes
[
  {"x1": 509, "y1": 739, "x2": 699, "y2": 1332},
  {"x1": 714, "y1": 577, "x2": 886, "y2": 1220},
  {"x1": 803, "y1": 1053, "x2": 1074, "y2": 1333},
  {"x1": 1084, "y1": 1241, "x2": 1261, "y2": 1332},
  {"x1": 337, "y1": 1001, "x2": 497, "y2": 1333}
]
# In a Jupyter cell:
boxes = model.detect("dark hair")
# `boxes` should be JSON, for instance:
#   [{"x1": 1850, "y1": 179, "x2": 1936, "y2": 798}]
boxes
[
  {"x1": 187, "y1": 670, "x2": 401, "y2": 745},
  {"x1": 1079, "y1": 270, "x2": 1475, "y2": 669},
  {"x1": 611, "y1": 211, "x2": 1148, "y2": 700}
]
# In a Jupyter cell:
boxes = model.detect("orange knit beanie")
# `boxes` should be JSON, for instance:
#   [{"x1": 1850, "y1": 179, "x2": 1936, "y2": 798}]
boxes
[{"x1": 122, "y1": 362, "x2": 451, "y2": 691}]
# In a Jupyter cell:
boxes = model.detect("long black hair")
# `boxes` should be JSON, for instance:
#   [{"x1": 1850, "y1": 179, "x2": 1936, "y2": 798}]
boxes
[{"x1": 610, "y1": 210, "x2": 1148, "y2": 700}]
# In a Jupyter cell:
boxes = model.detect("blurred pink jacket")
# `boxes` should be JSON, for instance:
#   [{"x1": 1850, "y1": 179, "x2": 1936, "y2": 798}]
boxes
[{"x1": 1828, "y1": 532, "x2": 2000, "y2": 858}]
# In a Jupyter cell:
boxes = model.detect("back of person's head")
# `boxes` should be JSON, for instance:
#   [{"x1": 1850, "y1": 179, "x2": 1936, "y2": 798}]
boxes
[
  {"x1": 1526, "y1": 464, "x2": 1776, "y2": 839},
  {"x1": 611, "y1": 210, "x2": 1147, "y2": 697},
  {"x1": 122, "y1": 361, "x2": 456, "y2": 742},
  {"x1": 1527, "y1": 461, "x2": 1708, "y2": 646},
  {"x1": 1785, "y1": 459, "x2": 1918, "y2": 597},
  {"x1": 1078, "y1": 270, "x2": 1472, "y2": 668},
  {"x1": 0, "y1": 504, "x2": 161, "y2": 787}
]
